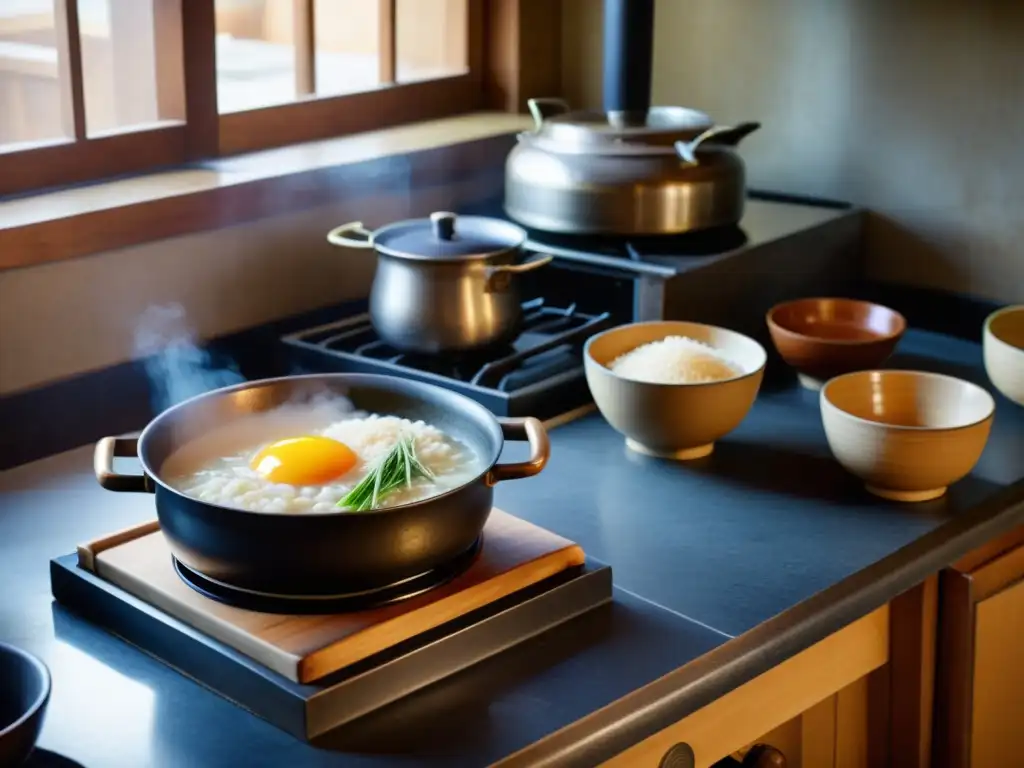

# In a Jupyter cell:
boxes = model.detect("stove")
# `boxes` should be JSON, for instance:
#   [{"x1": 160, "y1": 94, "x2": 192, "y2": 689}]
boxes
[
  {"x1": 282, "y1": 193, "x2": 862, "y2": 419},
  {"x1": 52, "y1": 511, "x2": 612, "y2": 741}
]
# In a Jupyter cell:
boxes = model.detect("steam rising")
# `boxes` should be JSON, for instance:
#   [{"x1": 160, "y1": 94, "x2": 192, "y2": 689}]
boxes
[{"x1": 134, "y1": 304, "x2": 244, "y2": 413}]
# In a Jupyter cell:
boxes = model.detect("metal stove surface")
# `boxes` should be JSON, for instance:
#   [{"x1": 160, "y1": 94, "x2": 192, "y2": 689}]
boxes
[
  {"x1": 282, "y1": 299, "x2": 613, "y2": 419},
  {"x1": 460, "y1": 191, "x2": 853, "y2": 277}
]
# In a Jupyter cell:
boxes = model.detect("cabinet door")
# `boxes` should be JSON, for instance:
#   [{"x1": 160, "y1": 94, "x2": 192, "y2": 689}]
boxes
[
  {"x1": 935, "y1": 536, "x2": 1024, "y2": 768},
  {"x1": 598, "y1": 608, "x2": 889, "y2": 767},
  {"x1": 970, "y1": 577, "x2": 1024, "y2": 768}
]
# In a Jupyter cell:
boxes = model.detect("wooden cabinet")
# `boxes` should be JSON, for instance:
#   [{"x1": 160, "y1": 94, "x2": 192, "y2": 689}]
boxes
[
  {"x1": 595, "y1": 527, "x2": 1024, "y2": 768},
  {"x1": 599, "y1": 608, "x2": 890, "y2": 767},
  {"x1": 739, "y1": 675, "x2": 884, "y2": 768},
  {"x1": 935, "y1": 534, "x2": 1024, "y2": 768}
]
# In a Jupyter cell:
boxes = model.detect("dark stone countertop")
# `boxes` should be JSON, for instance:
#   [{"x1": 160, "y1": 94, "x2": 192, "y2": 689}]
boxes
[
  {"x1": 0, "y1": 447, "x2": 730, "y2": 768},
  {"x1": 2, "y1": 327, "x2": 1023, "y2": 768},
  {"x1": 496, "y1": 329, "x2": 1024, "y2": 638}
]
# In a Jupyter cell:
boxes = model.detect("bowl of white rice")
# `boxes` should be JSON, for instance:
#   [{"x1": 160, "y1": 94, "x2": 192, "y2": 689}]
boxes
[{"x1": 584, "y1": 320, "x2": 767, "y2": 460}]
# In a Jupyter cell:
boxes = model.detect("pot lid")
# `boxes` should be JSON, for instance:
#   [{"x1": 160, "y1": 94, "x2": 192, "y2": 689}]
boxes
[
  {"x1": 533, "y1": 105, "x2": 715, "y2": 153},
  {"x1": 373, "y1": 212, "x2": 527, "y2": 261}
]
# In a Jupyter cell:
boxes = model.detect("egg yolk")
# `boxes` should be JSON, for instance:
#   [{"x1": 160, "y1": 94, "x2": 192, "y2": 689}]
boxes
[{"x1": 250, "y1": 436, "x2": 358, "y2": 485}]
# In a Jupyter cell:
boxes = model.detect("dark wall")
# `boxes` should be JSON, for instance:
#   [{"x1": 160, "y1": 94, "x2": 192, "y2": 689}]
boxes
[{"x1": 562, "y1": 0, "x2": 1024, "y2": 303}]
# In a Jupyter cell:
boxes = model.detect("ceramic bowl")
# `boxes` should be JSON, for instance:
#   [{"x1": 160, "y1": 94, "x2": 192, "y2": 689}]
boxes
[
  {"x1": 766, "y1": 298, "x2": 907, "y2": 390},
  {"x1": 0, "y1": 643, "x2": 51, "y2": 767},
  {"x1": 821, "y1": 370, "x2": 995, "y2": 502},
  {"x1": 584, "y1": 320, "x2": 767, "y2": 460},
  {"x1": 983, "y1": 304, "x2": 1024, "y2": 407}
]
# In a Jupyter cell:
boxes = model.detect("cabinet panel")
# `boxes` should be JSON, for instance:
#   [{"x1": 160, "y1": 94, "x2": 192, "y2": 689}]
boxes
[
  {"x1": 801, "y1": 696, "x2": 836, "y2": 768},
  {"x1": 935, "y1": 531, "x2": 1024, "y2": 768},
  {"x1": 599, "y1": 607, "x2": 889, "y2": 767},
  {"x1": 970, "y1": 578, "x2": 1024, "y2": 768},
  {"x1": 888, "y1": 577, "x2": 937, "y2": 768},
  {"x1": 835, "y1": 676, "x2": 869, "y2": 768}
]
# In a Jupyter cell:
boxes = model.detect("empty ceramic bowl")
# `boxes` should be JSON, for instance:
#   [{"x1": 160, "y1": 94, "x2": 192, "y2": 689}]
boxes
[
  {"x1": 0, "y1": 643, "x2": 51, "y2": 767},
  {"x1": 767, "y1": 298, "x2": 907, "y2": 390},
  {"x1": 584, "y1": 320, "x2": 767, "y2": 460},
  {"x1": 983, "y1": 304, "x2": 1024, "y2": 407},
  {"x1": 821, "y1": 370, "x2": 995, "y2": 502}
]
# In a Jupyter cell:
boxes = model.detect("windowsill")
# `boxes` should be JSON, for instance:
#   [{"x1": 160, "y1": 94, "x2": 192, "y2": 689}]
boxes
[{"x1": 0, "y1": 111, "x2": 531, "y2": 271}]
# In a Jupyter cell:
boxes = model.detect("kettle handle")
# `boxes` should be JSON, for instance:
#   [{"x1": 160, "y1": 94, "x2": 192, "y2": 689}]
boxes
[
  {"x1": 527, "y1": 98, "x2": 571, "y2": 131},
  {"x1": 675, "y1": 121, "x2": 761, "y2": 165}
]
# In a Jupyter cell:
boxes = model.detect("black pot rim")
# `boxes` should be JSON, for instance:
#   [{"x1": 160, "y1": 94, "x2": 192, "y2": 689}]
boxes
[{"x1": 137, "y1": 372, "x2": 505, "y2": 519}]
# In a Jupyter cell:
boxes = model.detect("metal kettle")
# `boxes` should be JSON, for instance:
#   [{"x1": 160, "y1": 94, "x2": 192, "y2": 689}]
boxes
[
  {"x1": 504, "y1": 98, "x2": 760, "y2": 236},
  {"x1": 504, "y1": 0, "x2": 760, "y2": 237}
]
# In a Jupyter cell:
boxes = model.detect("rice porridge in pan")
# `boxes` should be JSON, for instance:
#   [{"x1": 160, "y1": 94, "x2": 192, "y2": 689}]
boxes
[{"x1": 162, "y1": 400, "x2": 482, "y2": 514}]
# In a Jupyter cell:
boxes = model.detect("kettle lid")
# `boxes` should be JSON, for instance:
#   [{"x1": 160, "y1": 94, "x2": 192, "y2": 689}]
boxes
[{"x1": 532, "y1": 105, "x2": 715, "y2": 154}]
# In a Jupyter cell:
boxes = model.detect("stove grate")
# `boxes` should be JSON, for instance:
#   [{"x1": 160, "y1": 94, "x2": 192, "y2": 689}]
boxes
[{"x1": 280, "y1": 299, "x2": 613, "y2": 418}]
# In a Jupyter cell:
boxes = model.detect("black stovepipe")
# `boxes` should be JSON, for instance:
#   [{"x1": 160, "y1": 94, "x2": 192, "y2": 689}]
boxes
[{"x1": 602, "y1": 0, "x2": 655, "y2": 119}]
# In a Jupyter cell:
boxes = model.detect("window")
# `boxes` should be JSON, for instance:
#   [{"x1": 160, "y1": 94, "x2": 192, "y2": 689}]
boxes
[{"x1": 0, "y1": 0, "x2": 483, "y2": 196}]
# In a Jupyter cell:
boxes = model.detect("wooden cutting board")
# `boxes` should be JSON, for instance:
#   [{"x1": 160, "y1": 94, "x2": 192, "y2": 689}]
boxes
[{"x1": 77, "y1": 509, "x2": 584, "y2": 684}]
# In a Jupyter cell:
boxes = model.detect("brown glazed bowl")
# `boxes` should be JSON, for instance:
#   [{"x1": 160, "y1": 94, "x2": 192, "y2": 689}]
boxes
[
  {"x1": 821, "y1": 370, "x2": 995, "y2": 502},
  {"x1": 767, "y1": 298, "x2": 907, "y2": 390},
  {"x1": 584, "y1": 321, "x2": 767, "y2": 460},
  {"x1": 983, "y1": 304, "x2": 1024, "y2": 407}
]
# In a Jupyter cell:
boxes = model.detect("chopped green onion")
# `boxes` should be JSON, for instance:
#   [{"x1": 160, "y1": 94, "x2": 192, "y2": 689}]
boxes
[{"x1": 337, "y1": 434, "x2": 434, "y2": 512}]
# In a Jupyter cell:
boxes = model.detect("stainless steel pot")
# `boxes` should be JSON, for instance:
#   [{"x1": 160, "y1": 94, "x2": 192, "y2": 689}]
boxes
[
  {"x1": 504, "y1": 99, "x2": 760, "y2": 236},
  {"x1": 328, "y1": 212, "x2": 551, "y2": 355},
  {"x1": 94, "y1": 373, "x2": 550, "y2": 596}
]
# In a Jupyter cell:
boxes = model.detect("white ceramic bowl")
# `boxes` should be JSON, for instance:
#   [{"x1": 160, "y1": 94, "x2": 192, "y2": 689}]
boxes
[
  {"x1": 983, "y1": 304, "x2": 1024, "y2": 407},
  {"x1": 584, "y1": 320, "x2": 767, "y2": 460},
  {"x1": 821, "y1": 370, "x2": 995, "y2": 502}
]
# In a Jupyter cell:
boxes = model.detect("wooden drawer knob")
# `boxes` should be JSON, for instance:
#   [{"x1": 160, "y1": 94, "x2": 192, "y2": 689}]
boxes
[
  {"x1": 711, "y1": 744, "x2": 787, "y2": 767},
  {"x1": 659, "y1": 742, "x2": 695, "y2": 768},
  {"x1": 743, "y1": 744, "x2": 786, "y2": 767}
]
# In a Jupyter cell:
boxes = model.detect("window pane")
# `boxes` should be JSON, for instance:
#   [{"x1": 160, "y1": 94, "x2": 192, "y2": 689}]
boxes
[
  {"x1": 396, "y1": 0, "x2": 467, "y2": 84},
  {"x1": 0, "y1": 0, "x2": 68, "y2": 149},
  {"x1": 79, "y1": 0, "x2": 186, "y2": 136},
  {"x1": 213, "y1": 0, "x2": 469, "y2": 112},
  {"x1": 312, "y1": 0, "x2": 381, "y2": 97},
  {"x1": 216, "y1": 0, "x2": 300, "y2": 113}
]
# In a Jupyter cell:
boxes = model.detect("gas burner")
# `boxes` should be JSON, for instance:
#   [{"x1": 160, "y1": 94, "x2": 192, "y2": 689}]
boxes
[
  {"x1": 281, "y1": 299, "x2": 613, "y2": 418},
  {"x1": 173, "y1": 538, "x2": 482, "y2": 614}
]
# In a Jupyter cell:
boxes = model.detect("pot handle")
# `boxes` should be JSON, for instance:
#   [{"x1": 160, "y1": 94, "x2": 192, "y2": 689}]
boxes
[
  {"x1": 675, "y1": 121, "x2": 761, "y2": 165},
  {"x1": 94, "y1": 436, "x2": 154, "y2": 493},
  {"x1": 527, "y1": 98, "x2": 571, "y2": 130},
  {"x1": 327, "y1": 222, "x2": 375, "y2": 249},
  {"x1": 485, "y1": 254, "x2": 553, "y2": 292},
  {"x1": 488, "y1": 417, "x2": 550, "y2": 485},
  {"x1": 488, "y1": 254, "x2": 553, "y2": 276}
]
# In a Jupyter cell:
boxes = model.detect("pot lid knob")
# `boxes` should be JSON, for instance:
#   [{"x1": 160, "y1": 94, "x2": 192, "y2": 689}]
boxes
[
  {"x1": 372, "y1": 212, "x2": 526, "y2": 260},
  {"x1": 430, "y1": 211, "x2": 457, "y2": 241}
]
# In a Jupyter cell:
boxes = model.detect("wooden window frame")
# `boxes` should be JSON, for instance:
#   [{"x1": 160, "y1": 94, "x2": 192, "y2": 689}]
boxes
[{"x1": 1, "y1": 0, "x2": 512, "y2": 198}]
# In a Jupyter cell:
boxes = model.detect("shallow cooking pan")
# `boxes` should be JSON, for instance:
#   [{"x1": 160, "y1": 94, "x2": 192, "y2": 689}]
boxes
[{"x1": 94, "y1": 374, "x2": 549, "y2": 595}]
